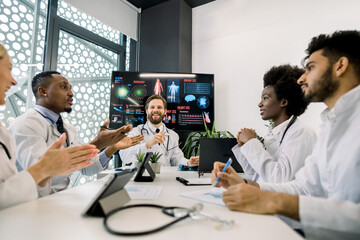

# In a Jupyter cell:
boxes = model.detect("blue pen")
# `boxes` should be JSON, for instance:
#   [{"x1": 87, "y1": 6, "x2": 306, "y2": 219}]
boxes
[{"x1": 212, "y1": 158, "x2": 233, "y2": 187}]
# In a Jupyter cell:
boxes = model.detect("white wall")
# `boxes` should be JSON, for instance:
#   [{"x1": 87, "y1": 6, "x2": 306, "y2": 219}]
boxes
[
  {"x1": 65, "y1": 0, "x2": 139, "y2": 40},
  {"x1": 192, "y1": 0, "x2": 360, "y2": 137}
]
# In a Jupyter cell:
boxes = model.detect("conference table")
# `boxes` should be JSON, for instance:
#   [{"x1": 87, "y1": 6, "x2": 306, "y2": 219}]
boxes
[{"x1": 0, "y1": 167, "x2": 303, "y2": 240}]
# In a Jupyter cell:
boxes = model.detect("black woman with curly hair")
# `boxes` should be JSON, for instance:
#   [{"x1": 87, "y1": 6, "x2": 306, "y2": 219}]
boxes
[{"x1": 232, "y1": 64, "x2": 317, "y2": 184}]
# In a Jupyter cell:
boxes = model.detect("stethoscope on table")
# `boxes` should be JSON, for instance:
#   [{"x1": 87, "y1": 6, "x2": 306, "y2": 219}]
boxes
[{"x1": 103, "y1": 203, "x2": 234, "y2": 236}]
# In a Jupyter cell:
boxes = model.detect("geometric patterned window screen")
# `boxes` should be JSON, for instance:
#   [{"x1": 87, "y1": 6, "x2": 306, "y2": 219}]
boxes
[
  {"x1": 1, "y1": 0, "x2": 132, "y2": 187},
  {"x1": 57, "y1": 30, "x2": 117, "y2": 186},
  {"x1": 0, "y1": 0, "x2": 48, "y2": 125},
  {"x1": 57, "y1": 0, "x2": 122, "y2": 45},
  {"x1": 57, "y1": 1, "x2": 130, "y2": 187}
]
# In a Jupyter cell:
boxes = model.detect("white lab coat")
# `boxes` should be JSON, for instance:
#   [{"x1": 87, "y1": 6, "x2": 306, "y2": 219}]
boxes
[
  {"x1": 260, "y1": 85, "x2": 360, "y2": 239},
  {"x1": 120, "y1": 122, "x2": 188, "y2": 166},
  {"x1": 232, "y1": 117, "x2": 317, "y2": 183},
  {"x1": 0, "y1": 122, "x2": 38, "y2": 210},
  {"x1": 8, "y1": 108, "x2": 104, "y2": 196}
]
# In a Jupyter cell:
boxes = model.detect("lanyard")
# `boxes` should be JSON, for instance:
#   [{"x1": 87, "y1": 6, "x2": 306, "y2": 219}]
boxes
[
  {"x1": 34, "y1": 108, "x2": 56, "y2": 125},
  {"x1": 34, "y1": 108, "x2": 70, "y2": 146}
]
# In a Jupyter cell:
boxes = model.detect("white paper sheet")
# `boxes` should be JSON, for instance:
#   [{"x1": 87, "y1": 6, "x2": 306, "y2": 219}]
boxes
[
  {"x1": 125, "y1": 185, "x2": 163, "y2": 200},
  {"x1": 179, "y1": 187, "x2": 227, "y2": 207}
]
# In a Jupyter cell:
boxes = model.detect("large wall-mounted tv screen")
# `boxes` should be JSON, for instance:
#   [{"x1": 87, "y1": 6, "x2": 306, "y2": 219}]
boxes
[{"x1": 109, "y1": 72, "x2": 214, "y2": 131}]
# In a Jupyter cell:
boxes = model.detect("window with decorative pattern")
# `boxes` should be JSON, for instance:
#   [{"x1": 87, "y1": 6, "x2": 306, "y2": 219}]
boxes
[
  {"x1": 0, "y1": 0, "x2": 48, "y2": 125},
  {"x1": 1, "y1": 0, "x2": 135, "y2": 187}
]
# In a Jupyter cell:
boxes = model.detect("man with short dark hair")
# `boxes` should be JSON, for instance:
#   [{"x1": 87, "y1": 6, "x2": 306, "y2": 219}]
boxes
[
  {"x1": 9, "y1": 71, "x2": 143, "y2": 195},
  {"x1": 120, "y1": 94, "x2": 199, "y2": 166},
  {"x1": 212, "y1": 30, "x2": 360, "y2": 239}
]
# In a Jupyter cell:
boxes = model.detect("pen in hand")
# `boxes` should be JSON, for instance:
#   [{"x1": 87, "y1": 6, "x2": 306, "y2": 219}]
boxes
[{"x1": 212, "y1": 158, "x2": 233, "y2": 187}]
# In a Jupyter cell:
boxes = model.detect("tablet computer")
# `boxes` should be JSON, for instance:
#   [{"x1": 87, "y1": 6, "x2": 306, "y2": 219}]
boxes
[
  {"x1": 82, "y1": 168, "x2": 136, "y2": 217},
  {"x1": 134, "y1": 152, "x2": 156, "y2": 182}
]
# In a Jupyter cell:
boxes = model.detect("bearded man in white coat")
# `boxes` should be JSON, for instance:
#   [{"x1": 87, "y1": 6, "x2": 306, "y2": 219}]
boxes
[{"x1": 120, "y1": 94, "x2": 199, "y2": 167}]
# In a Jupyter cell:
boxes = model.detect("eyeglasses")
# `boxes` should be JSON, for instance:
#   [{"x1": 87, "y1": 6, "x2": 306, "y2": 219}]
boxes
[{"x1": 0, "y1": 141, "x2": 11, "y2": 160}]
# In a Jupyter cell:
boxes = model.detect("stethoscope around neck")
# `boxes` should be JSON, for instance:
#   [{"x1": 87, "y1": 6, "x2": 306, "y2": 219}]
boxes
[
  {"x1": 0, "y1": 141, "x2": 11, "y2": 160},
  {"x1": 279, "y1": 116, "x2": 297, "y2": 145},
  {"x1": 141, "y1": 122, "x2": 173, "y2": 152}
]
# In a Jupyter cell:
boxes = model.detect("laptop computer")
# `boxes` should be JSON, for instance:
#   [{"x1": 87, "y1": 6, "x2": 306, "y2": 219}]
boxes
[{"x1": 199, "y1": 138, "x2": 244, "y2": 175}]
